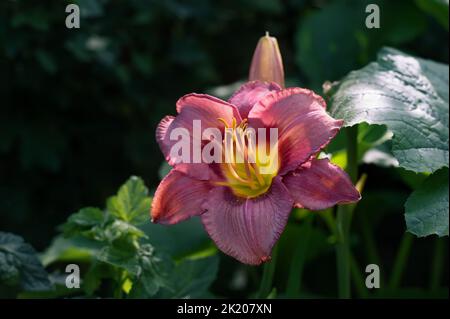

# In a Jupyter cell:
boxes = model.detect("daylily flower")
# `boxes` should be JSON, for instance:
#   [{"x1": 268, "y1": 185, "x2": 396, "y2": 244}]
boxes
[{"x1": 151, "y1": 81, "x2": 361, "y2": 265}]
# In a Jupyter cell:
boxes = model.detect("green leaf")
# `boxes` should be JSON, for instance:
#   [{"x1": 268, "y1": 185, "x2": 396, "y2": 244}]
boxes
[
  {"x1": 140, "y1": 217, "x2": 212, "y2": 259},
  {"x1": 62, "y1": 207, "x2": 146, "y2": 244},
  {"x1": 155, "y1": 255, "x2": 219, "y2": 298},
  {"x1": 62, "y1": 207, "x2": 106, "y2": 237},
  {"x1": 40, "y1": 236, "x2": 100, "y2": 266},
  {"x1": 107, "y1": 176, "x2": 151, "y2": 224},
  {"x1": 396, "y1": 168, "x2": 429, "y2": 190},
  {"x1": 83, "y1": 262, "x2": 112, "y2": 296},
  {"x1": 329, "y1": 47, "x2": 449, "y2": 173},
  {"x1": 94, "y1": 222, "x2": 146, "y2": 273},
  {"x1": 126, "y1": 244, "x2": 174, "y2": 298},
  {"x1": 101, "y1": 220, "x2": 147, "y2": 243},
  {"x1": 405, "y1": 168, "x2": 449, "y2": 237},
  {"x1": 136, "y1": 244, "x2": 172, "y2": 297},
  {"x1": 97, "y1": 245, "x2": 140, "y2": 275},
  {"x1": 0, "y1": 232, "x2": 52, "y2": 291}
]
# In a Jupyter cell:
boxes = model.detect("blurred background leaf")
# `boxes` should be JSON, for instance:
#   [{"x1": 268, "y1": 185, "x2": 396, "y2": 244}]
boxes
[
  {"x1": 0, "y1": 232, "x2": 52, "y2": 296},
  {"x1": 295, "y1": 0, "x2": 428, "y2": 89}
]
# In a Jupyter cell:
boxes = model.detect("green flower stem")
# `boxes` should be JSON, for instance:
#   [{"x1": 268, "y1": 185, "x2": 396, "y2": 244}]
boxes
[
  {"x1": 346, "y1": 126, "x2": 359, "y2": 183},
  {"x1": 319, "y1": 208, "x2": 336, "y2": 234},
  {"x1": 430, "y1": 238, "x2": 444, "y2": 292},
  {"x1": 286, "y1": 215, "x2": 314, "y2": 297},
  {"x1": 336, "y1": 205, "x2": 351, "y2": 298},
  {"x1": 336, "y1": 125, "x2": 358, "y2": 299},
  {"x1": 359, "y1": 212, "x2": 382, "y2": 267},
  {"x1": 388, "y1": 232, "x2": 413, "y2": 290},
  {"x1": 258, "y1": 244, "x2": 279, "y2": 298},
  {"x1": 349, "y1": 252, "x2": 369, "y2": 299}
]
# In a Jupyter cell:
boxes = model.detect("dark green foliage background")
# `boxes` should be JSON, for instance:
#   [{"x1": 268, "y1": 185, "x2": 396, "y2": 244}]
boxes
[{"x1": 0, "y1": 0, "x2": 448, "y2": 298}]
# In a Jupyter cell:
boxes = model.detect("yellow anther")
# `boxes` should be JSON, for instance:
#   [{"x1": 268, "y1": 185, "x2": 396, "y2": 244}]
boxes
[{"x1": 217, "y1": 117, "x2": 230, "y2": 128}]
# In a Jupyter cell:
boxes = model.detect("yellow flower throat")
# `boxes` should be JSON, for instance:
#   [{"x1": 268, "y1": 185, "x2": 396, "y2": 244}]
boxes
[{"x1": 215, "y1": 118, "x2": 279, "y2": 199}]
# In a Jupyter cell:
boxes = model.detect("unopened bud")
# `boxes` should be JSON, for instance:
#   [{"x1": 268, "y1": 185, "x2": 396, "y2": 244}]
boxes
[{"x1": 249, "y1": 32, "x2": 285, "y2": 87}]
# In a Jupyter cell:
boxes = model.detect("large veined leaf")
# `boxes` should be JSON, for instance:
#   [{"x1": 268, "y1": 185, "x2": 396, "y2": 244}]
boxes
[
  {"x1": 329, "y1": 47, "x2": 449, "y2": 174},
  {"x1": 0, "y1": 232, "x2": 52, "y2": 291},
  {"x1": 405, "y1": 168, "x2": 449, "y2": 237},
  {"x1": 330, "y1": 47, "x2": 449, "y2": 237}
]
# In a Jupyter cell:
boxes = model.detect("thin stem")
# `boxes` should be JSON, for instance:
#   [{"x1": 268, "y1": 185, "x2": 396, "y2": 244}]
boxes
[
  {"x1": 319, "y1": 208, "x2": 336, "y2": 235},
  {"x1": 258, "y1": 244, "x2": 278, "y2": 298},
  {"x1": 286, "y1": 215, "x2": 314, "y2": 297},
  {"x1": 346, "y1": 126, "x2": 359, "y2": 182},
  {"x1": 430, "y1": 238, "x2": 444, "y2": 292},
  {"x1": 349, "y1": 252, "x2": 369, "y2": 299},
  {"x1": 388, "y1": 232, "x2": 413, "y2": 290},
  {"x1": 336, "y1": 125, "x2": 358, "y2": 299},
  {"x1": 359, "y1": 213, "x2": 381, "y2": 266},
  {"x1": 336, "y1": 206, "x2": 351, "y2": 298}
]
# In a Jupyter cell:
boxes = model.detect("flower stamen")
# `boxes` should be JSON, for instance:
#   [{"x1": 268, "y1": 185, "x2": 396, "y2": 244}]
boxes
[{"x1": 216, "y1": 117, "x2": 279, "y2": 198}]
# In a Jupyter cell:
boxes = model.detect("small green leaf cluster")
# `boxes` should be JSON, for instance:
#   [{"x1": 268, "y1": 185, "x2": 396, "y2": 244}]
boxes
[{"x1": 40, "y1": 176, "x2": 218, "y2": 298}]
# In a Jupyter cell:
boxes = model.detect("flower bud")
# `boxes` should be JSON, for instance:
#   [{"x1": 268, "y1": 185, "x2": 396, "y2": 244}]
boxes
[{"x1": 249, "y1": 32, "x2": 285, "y2": 87}]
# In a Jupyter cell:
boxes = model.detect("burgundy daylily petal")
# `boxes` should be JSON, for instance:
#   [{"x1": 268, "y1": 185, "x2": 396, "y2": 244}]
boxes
[
  {"x1": 157, "y1": 93, "x2": 241, "y2": 180},
  {"x1": 229, "y1": 81, "x2": 281, "y2": 118},
  {"x1": 151, "y1": 169, "x2": 212, "y2": 225},
  {"x1": 248, "y1": 88, "x2": 343, "y2": 175},
  {"x1": 156, "y1": 115, "x2": 175, "y2": 158},
  {"x1": 283, "y1": 158, "x2": 361, "y2": 210},
  {"x1": 201, "y1": 178, "x2": 293, "y2": 265},
  {"x1": 156, "y1": 115, "x2": 210, "y2": 180}
]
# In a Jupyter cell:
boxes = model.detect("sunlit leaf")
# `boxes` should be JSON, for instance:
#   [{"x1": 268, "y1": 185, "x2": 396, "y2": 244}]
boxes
[
  {"x1": 330, "y1": 47, "x2": 449, "y2": 173},
  {"x1": 107, "y1": 176, "x2": 151, "y2": 224},
  {"x1": 62, "y1": 207, "x2": 106, "y2": 237},
  {"x1": 40, "y1": 236, "x2": 100, "y2": 266}
]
